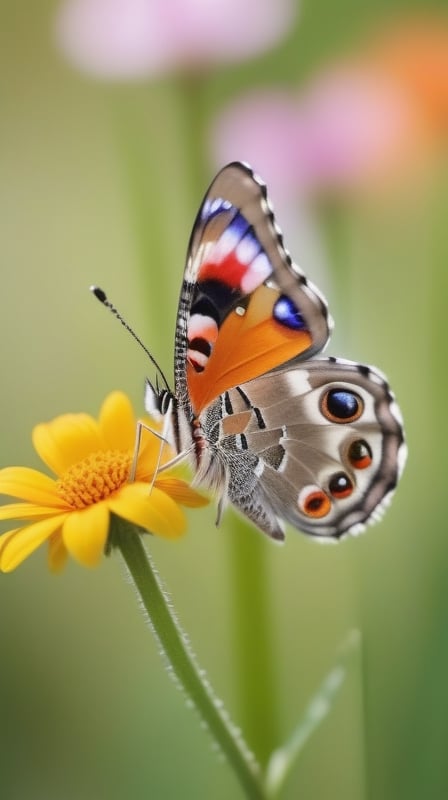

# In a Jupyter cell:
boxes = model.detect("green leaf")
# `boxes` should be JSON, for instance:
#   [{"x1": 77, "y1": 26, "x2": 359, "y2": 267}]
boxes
[{"x1": 265, "y1": 630, "x2": 361, "y2": 798}]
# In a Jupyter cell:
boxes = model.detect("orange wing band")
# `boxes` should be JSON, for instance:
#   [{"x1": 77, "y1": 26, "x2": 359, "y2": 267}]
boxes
[{"x1": 187, "y1": 285, "x2": 312, "y2": 414}]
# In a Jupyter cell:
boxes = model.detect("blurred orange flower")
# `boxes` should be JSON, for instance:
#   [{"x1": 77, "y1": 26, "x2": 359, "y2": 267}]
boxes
[
  {"x1": 212, "y1": 15, "x2": 448, "y2": 198},
  {"x1": 369, "y1": 18, "x2": 448, "y2": 140}
]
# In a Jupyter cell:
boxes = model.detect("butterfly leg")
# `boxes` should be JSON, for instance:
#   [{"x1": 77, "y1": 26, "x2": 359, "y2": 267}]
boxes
[
  {"x1": 156, "y1": 446, "x2": 196, "y2": 474},
  {"x1": 130, "y1": 419, "x2": 170, "y2": 485}
]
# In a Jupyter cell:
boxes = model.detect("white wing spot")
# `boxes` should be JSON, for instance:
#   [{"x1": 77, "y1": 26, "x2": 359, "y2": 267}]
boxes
[
  {"x1": 212, "y1": 226, "x2": 240, "y2": 262},
  {"x1": 241, "y1": 252, "x2": 271, "y2": 293},
  {"x1": 236, "y1": 236, "x2": 260, "y2": 265},
  {"x1": 254, "y1": 460, "x2": 264, "y2": 478}
]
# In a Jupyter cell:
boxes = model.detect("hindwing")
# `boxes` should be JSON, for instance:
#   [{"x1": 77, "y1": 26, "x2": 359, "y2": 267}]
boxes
[{"x1": 201, "y1": 358, "x2": 406, "y2": 539}]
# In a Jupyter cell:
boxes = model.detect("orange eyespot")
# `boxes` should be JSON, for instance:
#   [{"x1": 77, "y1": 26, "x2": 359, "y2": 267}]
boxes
[
  {"x1": 320, "y1": 388, "x2": 364, "y2": 424},
  {"x1": 348, "y1": 439, "x2": 373, "y2": 469},
  {"x1": 329, "y1": 472, "x2": 353, "y2": 499},
  {"x1": 298, "y1": 486, "x2": 331, "y2": 518}
]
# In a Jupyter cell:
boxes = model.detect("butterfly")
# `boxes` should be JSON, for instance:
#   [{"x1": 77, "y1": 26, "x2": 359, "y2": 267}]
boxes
[{"x1": 144, "y1": 162, "x2": 407, "y2": 541}]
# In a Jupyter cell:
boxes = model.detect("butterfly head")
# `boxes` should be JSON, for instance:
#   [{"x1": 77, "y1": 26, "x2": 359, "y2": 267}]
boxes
[{"x1": 144, "y1": 379, "x2": 173, "y2": 420}]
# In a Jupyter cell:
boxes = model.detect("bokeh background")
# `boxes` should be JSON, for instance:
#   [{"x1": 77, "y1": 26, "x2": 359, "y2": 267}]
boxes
[{"x1": 1, "y1": 1, "x2": 447, "y2": 798}]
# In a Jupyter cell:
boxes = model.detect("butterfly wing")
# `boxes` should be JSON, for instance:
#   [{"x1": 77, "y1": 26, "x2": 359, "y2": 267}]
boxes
[
  {"x1": 207, "y1": 358, "x2": 406, "y2": 540},
  {"x1": 174, "y1": 162, "x2": 332, "y2": 416}
]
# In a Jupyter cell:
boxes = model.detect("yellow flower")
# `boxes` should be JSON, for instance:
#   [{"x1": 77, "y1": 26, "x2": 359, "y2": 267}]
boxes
[{"x1": 0, "y1": 391, "x2": 207, "y2": 572}]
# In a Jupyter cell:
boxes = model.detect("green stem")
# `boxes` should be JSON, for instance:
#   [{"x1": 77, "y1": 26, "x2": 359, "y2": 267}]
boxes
[
  {"x1": 112, "y1": 98, "x2": 175, "y2": 346},
  {"x1": 176, "y1": 74, "x2": 210, "y2": 203},
  {"x1": 319, "y1": 196, "x2": 351, "y2": 324},
  {"x1": 226, "y1": 516, "x2": 280, "y2": 765},
  {"x1": 114, "y1": 520, "x2": 266, "y2": 800}
]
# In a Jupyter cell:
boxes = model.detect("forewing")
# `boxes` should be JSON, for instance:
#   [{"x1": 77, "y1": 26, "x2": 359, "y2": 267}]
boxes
[{"x1": 174, "y1": 162, "x2": 332, "y2": 415}]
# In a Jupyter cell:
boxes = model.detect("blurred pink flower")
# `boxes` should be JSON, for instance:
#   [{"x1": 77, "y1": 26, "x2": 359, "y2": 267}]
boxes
[
  {"x1": 55, "y1": 0, "x2": 297, "y2": 79},
  {"x1": 212, "y1": 17, "x2": 448, "y2": 199},
  {"x1": 211, "y1": 92, "x2": 305, "y2": 201},
  {"x1": 212, "y1": 74, "x2": 418, "y2": 200}
]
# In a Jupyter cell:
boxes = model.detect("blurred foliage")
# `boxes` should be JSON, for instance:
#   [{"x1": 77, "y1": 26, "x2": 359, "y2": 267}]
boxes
[{"x1": 1, "y1": 1, "x2": 447, "y2": 798}]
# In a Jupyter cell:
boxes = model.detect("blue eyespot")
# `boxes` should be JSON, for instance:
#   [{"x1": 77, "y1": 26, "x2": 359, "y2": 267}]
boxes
[
  {"x1": 321, "y1": 388, "x2": 363, "y2": 423},
  {"x1": 273, "y1": 295, "x2": 307, "y2": 331}
]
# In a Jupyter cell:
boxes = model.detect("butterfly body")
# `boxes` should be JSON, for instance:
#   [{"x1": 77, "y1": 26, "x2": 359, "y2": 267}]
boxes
[{"x1": 145, "y1": 162, "x2": 406, "y2": 541}]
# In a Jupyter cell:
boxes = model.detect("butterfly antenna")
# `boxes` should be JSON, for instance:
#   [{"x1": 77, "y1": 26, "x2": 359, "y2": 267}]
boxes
[{"x1": 91, "y1": 286, "x2": 171, "y2": 391}]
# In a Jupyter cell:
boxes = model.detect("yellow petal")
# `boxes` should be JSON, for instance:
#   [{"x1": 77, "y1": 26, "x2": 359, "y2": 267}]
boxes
[
  {"x1": 33, "y1": 413, "x2": 102, "y2": 475},
  {"x1": 48, "y1": 534, "x2": 68, "y2": 573},
  {"x1": 0, "y1": 514, "x2": 68, "y2": 572},
  {"x1": 134, "y1": 425, "x2": 168, "y2": 479},
  {"x1": 155, "y1": 477, "x2": 209, "y2": 508},
  {"x1": 62, "y1": 502, "x2": 110, "y2": 567},
  {"x1": 109, "y1": 483, "x2": 185, "y2": 539},
  {"x1": 99, "y1": 391, "x2": 136, "y2": 451},
  {"x1": 0, "y1": 502, "x2": 67, "y2": 521},
  {"x1": 135, "y1": 439, "x2": 158, "y2": 476},
  {"x1": 0, "y1": 467, "x2": 66, "y2": 507},
  {"x1": 0, "y1": 528, "x2": 22, "y2": 558}
]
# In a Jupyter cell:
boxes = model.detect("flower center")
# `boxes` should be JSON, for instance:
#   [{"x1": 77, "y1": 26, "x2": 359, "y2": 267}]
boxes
[{"x1": 56, "y1": 450, "x2": 132, "y2": 509}]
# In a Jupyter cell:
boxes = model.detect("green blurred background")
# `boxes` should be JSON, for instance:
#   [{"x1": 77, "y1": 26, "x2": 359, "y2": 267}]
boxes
[{"x1": 1, "y1": 1, "x2": 447, "y2": 798}]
